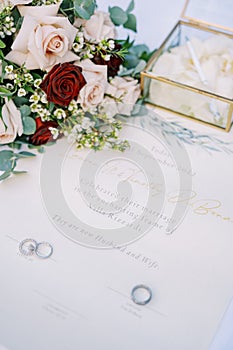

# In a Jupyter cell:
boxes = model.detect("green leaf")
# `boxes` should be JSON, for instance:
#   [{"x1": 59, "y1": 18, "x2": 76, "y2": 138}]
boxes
[
  {"x1": 126, "y1": 0, "x2": 135, "y2": 13},
  {"x1": 109, "y1": 6, "x2": 128, "y2": 26},
  {"x1": 0, "y1": 150, "x2": 15, "y2": 171},
  {"x1": 1, "y1": 60, "x2": 8, "y2": 76},
  {"x1": 118, "y1": 67, "x2": 135, "y2": 77},
  {"x1": 13, "y1": 97, "x2": 29, "y2": 107},
  {"x1": 48, "y1": 102, "x2": 55, "y2": 113},
  {"x1": 25, "y1": 86, "x2": 34, "y2": 94},
  {"x1": 15, "y1": 16, "x2": 23, "y2": 31},
  {"x1": 124, "y1": 53, "x2": 140, "y2": 68},
  {"x1": 123, "y1": 13, "x2": 137, "y2": 32},
  {"x1": 82, "y1": 0, "x2": 95, "y2": 6},
  {"x1": 20, "y1": 105, "x2": 36, "y2": 135},
  {"x1": 32, "y1": 72, "x2": 43, "y2": 80},
  {"x1": 0, "y1": 87, "x2": 13, "y2": 97},
  {"x1": 17, "y1": 151, "x2": 36, "y2": 158},
  {"x1": 20, "y1": 105, "x2": 31, "y2": 118},
  {"x1": 12, "y1": 170, "x2": 27, "y2": 175},
  {"x1": 75, "y1": 0, "x2": 93, "y2": 6},
  {"x1": 134, "y1": 59, "x2": 146, "y2": 74},
  {"x1": 8, "y1": 141, "x2": 22, "y2": 150},
  {"x1": 131, "y1": 44, "x2": 150, "y2": 57},
  {"x1": 0, "y1": 171, "x2": 11, "y2": 181},
  {"x1": 28, "y1": 144, "x2": 45, "y2": 153},
  {"x1": 145, "y1": 47, "x2": 158, "y2": 62},
  {"x1": 117, "y1": 36, "x2": 135, "y2": 47},
  {"x1": 131, "y1": 99, "x2": 145, "y2": 116},
  {"x1": 22, "y1": 116, "x2": 36, "y2": 135},
  {"x1": 74, "y1": 0, "x2": 96, "y2": 19},
  {"x1": 0, "y1": 40, "x2": 6, "y2": 49},
  {"x1": 38, "y1": 146, "x2": 45, "y2": 154},
  {"x1": 74, "y1": 5, "x2": 90, "y2": 19}
]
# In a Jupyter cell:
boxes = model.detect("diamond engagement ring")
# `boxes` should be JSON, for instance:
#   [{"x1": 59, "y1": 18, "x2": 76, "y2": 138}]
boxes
[
  {"x1": 19, "y1": 239, "x2": 53, "y2": 259},
  {"x1": 19, "y1": 239, "x2": 37, "y2": 256}
]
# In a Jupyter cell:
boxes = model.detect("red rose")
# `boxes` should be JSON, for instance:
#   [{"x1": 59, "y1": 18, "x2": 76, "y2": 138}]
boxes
[
  {"x1": 92, "y1": 44, "x2": 123, "y2": 78},
  {"x1": 40, "y1": 62, "x2": 86, "y2": 107},
  {"x1": 29, "y1": 117, "x2": 59, "y2": 146}
]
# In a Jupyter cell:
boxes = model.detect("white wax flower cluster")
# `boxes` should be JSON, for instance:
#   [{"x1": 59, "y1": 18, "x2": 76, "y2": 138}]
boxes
[{"x1": 150, "y1": 35, "x2": 233, "y2": 125}]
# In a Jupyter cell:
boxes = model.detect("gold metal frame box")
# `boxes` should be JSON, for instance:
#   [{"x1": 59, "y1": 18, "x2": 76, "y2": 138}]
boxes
[{"x1": 141, "y1": 0, "x2": 233, "y2": 131}]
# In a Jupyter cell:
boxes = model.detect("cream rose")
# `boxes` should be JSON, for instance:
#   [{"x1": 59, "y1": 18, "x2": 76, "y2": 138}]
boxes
[
  {"x1": 6, "y1": 15, "x2": 78, "y2": 71},
  {"x1": 75, "y1": 59, "x2": 108, "y2": 83},
  {"x1": 0, "y1": 99, "x2": 23, "y2": 144},
  {"x1": 9, "y1": 0, "x2": 31, "y2": 5},
  {"x1": 78, "y1": 81, "x2": 105, "y2": 111},
  {"x1": 104, "y1": 76, "x2": 141, "y2": 115},
  {"x1": 17, "y1": 2, "x2": 61, "y2": 17},
  {"x1": 75, "y1": 11, "x2": 116, "y2": 42}
]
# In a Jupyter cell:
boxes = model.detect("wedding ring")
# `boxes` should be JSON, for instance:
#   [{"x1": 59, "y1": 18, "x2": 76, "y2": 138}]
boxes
[
  {"x1": 131, "y1": 285, "x2": 152, "y2": 305},
  {"x1": 19, "y1": 239, "x2": 37, "y2": 256},
  {"x1": 35, "y1": 242, "x2": 53, "y2": 259}
]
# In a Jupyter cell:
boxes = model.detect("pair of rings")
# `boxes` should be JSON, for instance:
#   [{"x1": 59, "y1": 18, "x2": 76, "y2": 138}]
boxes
[
  {"x1": 19, "y1": 238, "x2": 53, "y2": 259},
  {"x1": 131, "y1": 284, "x2": 152, "y2": 305}
]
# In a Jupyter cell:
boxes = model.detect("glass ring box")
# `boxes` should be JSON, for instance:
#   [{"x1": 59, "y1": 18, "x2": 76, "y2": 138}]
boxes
[{"x1": 141, "y1": 0, "x2": 233, "y2": 131}]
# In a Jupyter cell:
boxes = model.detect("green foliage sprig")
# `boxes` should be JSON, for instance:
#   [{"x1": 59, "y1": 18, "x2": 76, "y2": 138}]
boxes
[
  {"x1": 60, "y1": 0, "x2": 97, "y2": 22},
  {"x1": 0, "y1": 149, "x2": 36, "y2": 180},
  {"x1": 109, "y1": 0, "x2": 137, "y2": 32}
]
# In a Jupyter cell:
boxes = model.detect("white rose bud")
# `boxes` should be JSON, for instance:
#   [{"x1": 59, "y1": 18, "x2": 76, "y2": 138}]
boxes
[
  {"x1": 103, "y1": 76, "x2": 141, "y2": 116},
  {"x1": 0, "y1": 99, "x2": 23, "y2": 144},
  {"x1": 78, "y1": 81, "x2": 105, "y2": 111},
  {"x1": 74, "y1": 11, "x2": 116, "y2": 43}
]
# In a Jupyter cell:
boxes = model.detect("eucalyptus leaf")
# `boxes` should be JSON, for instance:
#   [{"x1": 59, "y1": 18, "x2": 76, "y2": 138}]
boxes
[
  {"x1": 130, "y1": 44, "x2": 150, "y2": 57},
  {"x1": 38, "y1": 146, "x2": 45, "y2": 154},
  {"x1": 0, "y1": 150, "x2": 15, "y2": 171},
  {"x1": 74, "y1": 0, "x2": 96, "y2": 19},
  {"x1": 22, "y1": 116, "x2": 36, "y2": 135},
  {"x1": 131, "y1": 100, "x2": 146, "y2": 116},
  {"x1": 109, "y1": 6, "x2": 128, "y2": 26},
  {"x1": 118, "y1": 67, "x2": 135, "y2": 76},
  {"x1": 123, "y1": 53, "x2": 140, "y2": 69},
  {"x1": 28, "y1": 144, "x2": 45, "y2": 153},
  {"x1": 12, "y1": 170, "x2": 27, "y2": 175},
  {"x1": 123, "y1": 13, "x2": 137, "y2": 32},
  {"x1": 13, "y1": 97, "x2": 29, "y2": 107},
  {"x1": 134, "y1": 59, "x2": 147, "y2": 74},
  {"x1": 82, "y1": 0, "x2": 95, "y2": 6},
  {"x1": 17, "y1": 151, "x2": 36, "y2": 158},
  {"x1": 8, "y1": 141, "x2": 22, "y2": 150},
  {"x1": 0, "y1": 171, "x2": 11, "y2": 181},
  {"x1": 20, "y1": 105, "x2": 31, "y2": 118},
  {"x1": 126, "y1": 0, "x2": 134, "y2": 13},
  {"x1": 74, "y1": 5, "x2": 90, "y2": 19}
]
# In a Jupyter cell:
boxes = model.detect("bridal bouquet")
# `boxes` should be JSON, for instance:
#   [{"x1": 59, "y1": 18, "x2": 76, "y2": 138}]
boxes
[{"x1": 0, "y1": 0, "x2": 151, "y2": 180}]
